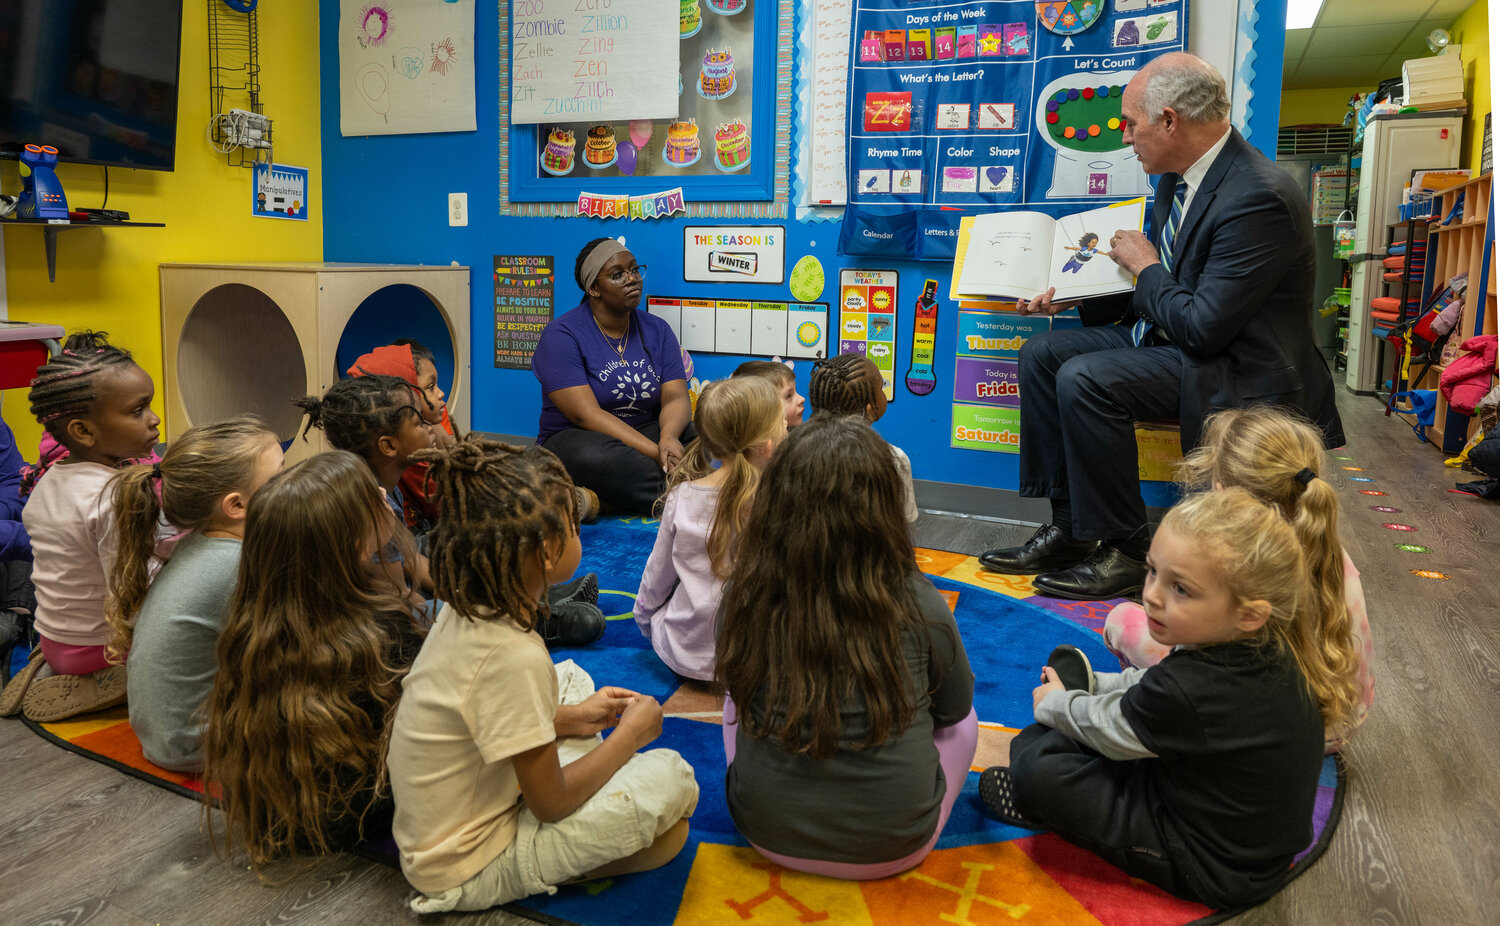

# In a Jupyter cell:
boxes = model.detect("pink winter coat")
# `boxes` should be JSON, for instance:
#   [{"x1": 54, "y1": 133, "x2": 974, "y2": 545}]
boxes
[{"x1": 1440, "y1": 335, "x2": 1498, "y2": 415}]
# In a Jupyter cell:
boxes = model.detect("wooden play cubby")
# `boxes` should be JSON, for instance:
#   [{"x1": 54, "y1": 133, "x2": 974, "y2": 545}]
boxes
[
  {"x1": 160, "y1": 263, "x2": 471, "y2": 463},
  {"x1": 1415, "y1": 175, "x2": 1494, "y2": 453}
]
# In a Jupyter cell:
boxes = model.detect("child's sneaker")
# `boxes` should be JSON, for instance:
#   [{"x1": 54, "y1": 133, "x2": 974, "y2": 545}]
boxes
[
  {"x1": 21, "y1": 664, "x2": 128, "y2": 723},
  {"x1": 547, "y1": 572, "x2": 600, "y2": 608},
  {"x1": 1046, "y1": 644, "x2": 1096, "y2": 694},
  {"x1": 0, "y1": 646, "x2": 45, "y2": 717},
  {"x1": 537, "y1": 600, "x2": 606, "y2": 647},
  {"x1": 978, "y1": 767, "x2": 1039, "y2": 829}
]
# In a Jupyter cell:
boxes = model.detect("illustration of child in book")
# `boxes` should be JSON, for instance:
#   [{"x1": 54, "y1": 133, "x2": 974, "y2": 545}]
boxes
[{"x1": 1060, "y1": 232, "x2": 1110, "y2": 274}]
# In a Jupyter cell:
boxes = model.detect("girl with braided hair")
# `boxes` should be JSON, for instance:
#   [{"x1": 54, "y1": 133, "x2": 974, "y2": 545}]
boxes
[
  {"x1": 808, "y1": 352, "x2": 918, "y2": 522},
  {"x1": 294, "y1": 374, "x2": 438, "y2": 601},
  {"x1": 1, "y1": 332, "x2": 161, "y2": 722},
  {"x1": 387, "y1": 436, "x2": 698, "y2": 914},
  {"x1": 634, "y1": 377, "x2": 787, "y2": 681},
  {"x1": 202, "y1": 450, "x2": 425, "y2": 871}
]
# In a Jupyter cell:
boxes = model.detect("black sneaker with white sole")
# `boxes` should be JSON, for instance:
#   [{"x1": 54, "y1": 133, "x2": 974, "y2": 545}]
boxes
[
  {"x1": 547, "y1": 572, "x2": 600, "y2": 608},
  {"x1": 1046, "y1": 644, "x2": 1096, "y2": 695}
]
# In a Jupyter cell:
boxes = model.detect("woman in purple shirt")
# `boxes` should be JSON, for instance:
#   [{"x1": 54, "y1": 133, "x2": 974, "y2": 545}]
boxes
[{"x1": 531, "y1": 239, "x2": 694, "y2": 514}]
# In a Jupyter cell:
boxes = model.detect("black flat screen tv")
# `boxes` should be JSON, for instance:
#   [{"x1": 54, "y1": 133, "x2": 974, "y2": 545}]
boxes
[{"x1": 0, "y1": 0, "x2": 185, "y2": 172}]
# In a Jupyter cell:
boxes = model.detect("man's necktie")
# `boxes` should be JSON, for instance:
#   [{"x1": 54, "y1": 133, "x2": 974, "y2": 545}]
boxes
[{"x1": 1131, "y1": 179, "x2": 1189, "y2": 347}]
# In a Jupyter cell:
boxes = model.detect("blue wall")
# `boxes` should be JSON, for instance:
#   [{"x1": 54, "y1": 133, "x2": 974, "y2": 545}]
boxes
[{"x1": 320, "y1": 0, "x2": 1286, "y2": 497}]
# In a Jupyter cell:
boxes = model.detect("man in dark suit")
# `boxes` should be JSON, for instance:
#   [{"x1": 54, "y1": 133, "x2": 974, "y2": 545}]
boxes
[{"x1": 979, "y1": 53, "x2": 1345, "y2": 600}]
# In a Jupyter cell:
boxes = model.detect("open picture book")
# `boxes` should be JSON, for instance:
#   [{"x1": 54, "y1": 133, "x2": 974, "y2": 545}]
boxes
[{"x1": 953, "y1": 198, "x2": 1147, "y2": 302}]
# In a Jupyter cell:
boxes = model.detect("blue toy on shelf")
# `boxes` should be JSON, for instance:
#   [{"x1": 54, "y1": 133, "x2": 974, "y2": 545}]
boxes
[{"x1": 16, "y1": 144, "x2": 69, "y2": 220}]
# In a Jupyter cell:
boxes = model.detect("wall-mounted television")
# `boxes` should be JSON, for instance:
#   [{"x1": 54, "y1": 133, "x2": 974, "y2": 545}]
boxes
[{"x1": 0, "y1": 0, "x2": 185, "y2": 172}]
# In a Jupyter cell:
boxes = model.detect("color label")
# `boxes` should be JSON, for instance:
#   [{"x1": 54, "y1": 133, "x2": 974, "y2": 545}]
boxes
[
  {"x1": 1382, "y1": 523, "x2": 1416, "y2": 532},
  {"x1": 1410, "y1": 569, "x2": 1450, "y2": 580},
  {"x1": 1358, "y1": 490, "x2": 1388, "y2": 496}
]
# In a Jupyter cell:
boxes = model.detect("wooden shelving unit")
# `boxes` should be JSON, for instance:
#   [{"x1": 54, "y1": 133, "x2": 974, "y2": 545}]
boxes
[{"x1": 1416, "y1": 174, "x2": 1494, "y2": 453}]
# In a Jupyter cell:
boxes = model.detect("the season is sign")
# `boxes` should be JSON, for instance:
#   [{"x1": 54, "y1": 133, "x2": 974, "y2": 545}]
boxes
[{"x1": 683, "y1": 225, "x2": 786, "y2": 284}]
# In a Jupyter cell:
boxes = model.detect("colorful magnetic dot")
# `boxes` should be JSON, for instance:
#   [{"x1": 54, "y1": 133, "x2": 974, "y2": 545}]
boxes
[
  {"x1": 1359, "y1": 489, "x2": 1388, "y2": 496},
  {"x1": 1082, "y1": 87, "x2": 1095, "y2": 100},
  {"x1": 1382, "y1": 523, "x2": 1416, "y2": 532},
  {"x1": 1097, "y1": 85, "x2": 1110, "y2": 97},
  {"x1": 1110, "y1": 85, "x2": 1121, "y2": 96},
  {"x1": 1348, "y1": 476, "x2": 1374, "y2": 482},
  {"x1": 1064, "y1": 126, "x2": 1076, "y2": 138},
  {"x1": 1395, "y1": 543, "x2": 1432, "y2": 554},
  {"x1": 1088, "y1": 124, "x2": 1101, "y2": 136},
  {"x1": 1047, "y1": 101, "x2": 1059, "y2": 112},
  {"x1": 1055, "y1": 91, "x2": 1069, "y2": 102},
  {"x1": 1342, "y1": 466, "x2": 1364, "y2": 471},
  {"x1": 1107, "y1": 117, "x2": 1120, "y2": 130},
  {"x1": 1410, "y1": 569, "x2": 1450, "y2": 580},
  {"x1": 1369, "y1": 506, "x2": 1401, "y2": 513},
  {"x1": 1118, "y1": 117, "x2": 1128, "y2": 129},
  {"x1": 1047, "y1": 112, "x2": 1059, "y2": 124},
  {"x1": 1068, "y1": 88, "x2": 1080, "y2": 100}
]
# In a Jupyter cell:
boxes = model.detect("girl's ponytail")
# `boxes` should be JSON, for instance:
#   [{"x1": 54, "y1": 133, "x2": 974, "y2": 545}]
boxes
[
  {"x1": 1290, "y1": 475, "x2": 1360, "y2": 739},
  {"x1": 678, "y1": 378, "x2": 782, "y2": 577},
  {"x1": 104, "y1": 464, "x2": 166, "y2": 660}
]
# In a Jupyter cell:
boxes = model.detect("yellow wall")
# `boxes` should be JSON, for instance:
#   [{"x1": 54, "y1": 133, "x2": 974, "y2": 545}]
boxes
[
  {"x1": 0, "y1": 3, "x2": 322, "y2": 455},
  {"x1": 1449, "y1": 0, "x2": 1490, "y2": 173},
  {"x1": 1280, "y1": 86, "x2": 1368, "y2": 126}
]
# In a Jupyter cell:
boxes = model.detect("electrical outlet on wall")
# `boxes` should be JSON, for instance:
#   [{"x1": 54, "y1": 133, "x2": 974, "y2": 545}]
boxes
[{"x1": 448, "y1": 192, "x2": 468, "y2": 227}]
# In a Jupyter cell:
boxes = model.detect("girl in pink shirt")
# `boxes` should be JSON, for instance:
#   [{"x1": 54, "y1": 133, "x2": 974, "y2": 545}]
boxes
[
  {"x1": 1, "y1": 332, "x2": 161, "y2": 722},
  {"x1": 634, "y1": 378, "x2": 787, "y2": 681}
]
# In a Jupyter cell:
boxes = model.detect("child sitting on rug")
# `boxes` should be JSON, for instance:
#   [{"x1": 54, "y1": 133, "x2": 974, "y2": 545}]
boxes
[
  {"x1": 345, "y1": 340, "x2": 453, "y2": 535},
  {"x1": 635, "y1": 377, "x2": 787, "y2": 682},
  {"x1": 294, "y1": 375, "x2": 437, "y2": 602},
  {"x1": 202, "y1": 451, "x2": 426, "y2": 870},
  {"x1": 295, "y1": 375, "x2": 602, "y2": 644},
  {"x1": 732, "y1": 359, "x2": 805, "y2": 430},
  {"x1": 1101, "y1": 406, "x2": 1372, "y2": 751},
  {"x1": 0, "y1": 332, "x2": 161, "y2": 723},
  {"x1": 105, "y1": 416, "x2": 283, "y2": 772},
  {"x1": 717, "y1": 415, "x2": 976, "y2": 879},
  {"x1": 981, "y1": 488, "x2": 1359, "y2": 909},
  {"x1": 808, "y1": 352, "x2": 917, "y2": 522},
  {"x1": 387, "y1": 437, "x2": 698, "y2": 914}
]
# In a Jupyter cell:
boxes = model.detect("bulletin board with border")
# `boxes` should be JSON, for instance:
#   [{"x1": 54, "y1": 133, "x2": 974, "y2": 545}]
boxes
[{"x1": 838, "y1": 0, "x2": 1188, "y2": 262}]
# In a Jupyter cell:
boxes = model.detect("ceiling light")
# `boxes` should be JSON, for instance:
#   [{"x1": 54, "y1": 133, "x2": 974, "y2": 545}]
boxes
[{"x1": 1286, "y1": 0, "x2": 1324, "y2": 30}]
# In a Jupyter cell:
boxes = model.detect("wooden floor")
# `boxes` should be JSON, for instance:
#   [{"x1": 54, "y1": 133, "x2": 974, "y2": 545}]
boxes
[{"x1": 3, "y1": 387, "x2": 1498, "y2": 926}]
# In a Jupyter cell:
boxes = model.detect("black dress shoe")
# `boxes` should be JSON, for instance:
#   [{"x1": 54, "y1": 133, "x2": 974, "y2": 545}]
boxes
[
  {"x1": 1032, "y1": 544, "x2": 1147, "y2": 601},
  {"x1": 979, "y1": 524, "x2": 1099, "y2": 575}
]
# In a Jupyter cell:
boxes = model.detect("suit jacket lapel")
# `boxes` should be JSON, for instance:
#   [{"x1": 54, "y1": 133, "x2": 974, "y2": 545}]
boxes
[{"x1": 1168, "y1": 128, "x2": 1245, "y2": 265}]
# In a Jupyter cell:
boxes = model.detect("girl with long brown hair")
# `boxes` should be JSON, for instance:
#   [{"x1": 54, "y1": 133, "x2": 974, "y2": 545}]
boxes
[
  {"x1": 105, "y1": 415, "x2": 282, "y2": 771},
  {"x1": 634, "y1": 377, "x2": 787, "y2": 681},
  {"x1": 986, "y1": 488, "x2": 1356, "y2": 909},
  {"x1": 387, "y1": 437, "x2": 697, "y2": 914},
  {"x1": 1101, "y1": 405, "x2": 1370, "y2": 750},
  {"x1": 200, "y1": 451, "x2": 424, "y2": 871},
  {"x1": 717, "y1": 415, "x2": 976, "y2": 879}
]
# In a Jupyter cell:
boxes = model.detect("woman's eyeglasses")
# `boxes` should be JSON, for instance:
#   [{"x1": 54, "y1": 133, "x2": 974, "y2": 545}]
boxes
[{"x1": 608, "y1": 264, "x2": 647, "y2": 284}]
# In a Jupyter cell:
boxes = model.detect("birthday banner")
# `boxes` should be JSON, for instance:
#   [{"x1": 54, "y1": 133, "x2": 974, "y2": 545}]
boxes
[
  {"x1": 576, "y1": 187, "x2": 687, "y2": 220},
  {"x1": 838, "y1": 0, "x2": 1187, "y2": 262}
]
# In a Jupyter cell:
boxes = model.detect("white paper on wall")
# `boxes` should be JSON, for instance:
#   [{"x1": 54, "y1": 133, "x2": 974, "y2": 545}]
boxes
[
  {"x1": 808, "y1": 0, "x2": 853, "y2": 205},
  {"x1": 340, "y1": 0, "x2": 477, "y2": 137},
  {"x1": 508, "y1": 2, "x2": 678, "y2": 124}
]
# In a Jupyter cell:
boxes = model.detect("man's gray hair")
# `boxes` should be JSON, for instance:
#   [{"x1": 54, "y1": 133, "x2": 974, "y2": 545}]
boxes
[{"x1": 1141, "y1": 59, "x2": 1231, "y2": 125}]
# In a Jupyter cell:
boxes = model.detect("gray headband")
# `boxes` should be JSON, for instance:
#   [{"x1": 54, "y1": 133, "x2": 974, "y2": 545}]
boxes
[{"x1": 580, "y1": 239, "x2": 628, "y2": 291}]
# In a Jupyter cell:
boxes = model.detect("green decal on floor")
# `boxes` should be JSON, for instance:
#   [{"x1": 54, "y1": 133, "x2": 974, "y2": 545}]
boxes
[{"x1": 1396, "y1": 544, "x2": 1432, "y2": 554}]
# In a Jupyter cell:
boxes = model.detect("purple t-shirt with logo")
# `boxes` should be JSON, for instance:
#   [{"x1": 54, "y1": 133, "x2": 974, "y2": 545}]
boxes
[{"x1": 532, "y1": 301, "x2": 687, "y2": 443}]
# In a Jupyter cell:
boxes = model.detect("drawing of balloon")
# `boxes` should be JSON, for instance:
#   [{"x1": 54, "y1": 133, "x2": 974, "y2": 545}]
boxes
[
  {"x1": 356, "y1": 62, "x2": 391, "y2": 118},
  {"x1": 395, "y1": 47, "x2": 424, "y2": 79},
  {"x1": 617, "y1": 140, "x2": 638, "y2": 175},
  {"x1": 629, "y1": 120, "x2": 653, "y2": 148},
  {"x1": 868, "y1": 343, "x2": 891, "y2": 358}
]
